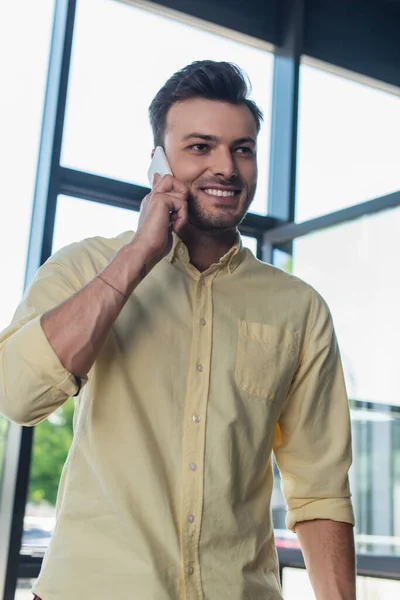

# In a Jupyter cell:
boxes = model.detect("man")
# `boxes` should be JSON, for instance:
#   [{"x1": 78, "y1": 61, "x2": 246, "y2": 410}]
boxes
[{"x1": 0, "y1": 61, "x2": 355, "y2": 599}]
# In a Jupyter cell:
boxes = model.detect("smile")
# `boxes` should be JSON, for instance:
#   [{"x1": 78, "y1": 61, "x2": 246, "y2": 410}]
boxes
[{"x1": 202, "y1": 188, "x2": 237, "y2": 198}]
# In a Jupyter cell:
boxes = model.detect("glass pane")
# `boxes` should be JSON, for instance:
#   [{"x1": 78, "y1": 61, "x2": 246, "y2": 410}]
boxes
[
  {"x1": 0, "y1": 0, "x2": 53, "y2": 570},
  {"x1": 272, "y1": 206, "x2": 400, "y2": 556},
  {"x1": 296, "y1": 63, "x2": 400, "y2": 222},
  {"x1": 356, "y1": 576, "x2": 400, "y2": 599},
  {"x1": 61, "y1": 0, "x2": 273, "y2": 215},
  {"x1": 52, "y1": 195, "x2": 140, "y2": 253},
  {"x1": 15, "y1": 579, "x2": 37, "y2": 600},
  {"x1": 22, "y1": 399, "x2": 73, "y2": 556},
  {"x1": 241, "y1": 235, "x2": 257, "y2": 255},
  {"x1": 282, "y1": 568, "x2": 314, "y2": 599},
  {"x1": 282, "y1": 568, "x2": 400, "y2": 600},
  {"x1": 0, "y1": 0, "x2": 54, "y2": 331}
]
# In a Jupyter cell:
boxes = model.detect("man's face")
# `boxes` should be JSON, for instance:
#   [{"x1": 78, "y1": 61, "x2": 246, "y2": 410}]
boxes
[{"x1": 162, "y1": 98, "x2": 258, "y2": 231}]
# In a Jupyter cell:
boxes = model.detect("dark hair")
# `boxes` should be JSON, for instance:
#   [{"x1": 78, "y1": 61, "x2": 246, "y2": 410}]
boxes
[{"x1": 149, "y1": 60, "x2": 263, "y2": 147}]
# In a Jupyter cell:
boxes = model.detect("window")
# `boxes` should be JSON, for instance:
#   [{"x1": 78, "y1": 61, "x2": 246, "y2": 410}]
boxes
[
  {"x1": 0, "y1": 0, "x2": 55, "y2": 331},
  {"x1": 52, "y1": 195, "x2": 140, "y2": 253},
  {"x1": 241, "y1": 235, "x2": 258, "y2": 255},
  {"x1": 272, "y1": 206, "x2": 400, "y2": 557},
  {"x1": 15, "y1": 579, "x2": 39, "y2": 600},
  {"x1": 52, "y1": 195, "x2": 258, "y2": 256},
  {"x1": 282, "y1": 567, "x2": 400, "y2": 600},
  {"x1": 0, "y1": 0, "x2": 54, "y2": 553},
  {"x1": 61, "y1": 0, "x2": 273, "y2": 214},
  {"x1": 296, "y1": 63, "x2": 400, "y2": 222},
  {"x1": 292, "y1": 209, "x2": 400, "y2": 413}
]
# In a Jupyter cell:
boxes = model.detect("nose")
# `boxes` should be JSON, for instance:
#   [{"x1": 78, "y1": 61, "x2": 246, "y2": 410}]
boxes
[{"x1": 211, "y1": 149, "x2": 237, "y2": 179}]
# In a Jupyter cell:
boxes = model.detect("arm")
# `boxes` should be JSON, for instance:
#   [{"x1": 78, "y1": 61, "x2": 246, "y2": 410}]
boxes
[
  {"x1": 0, "y1": 244, "x2": 146, "y2": 425},
  {"x1": 41, "y1": 239, "x2": 149, "y2": 379},
  {"x1": 296, "y1": 519, "x2": 356, "y2": 600},
  {"x1": 42, "y1": 173, "x2": 188, "y2": 378},
  {"x1": 273, "y1": 290, "x2": 355, "y2": 591},
  {"x1": 0, "y1": 174, "x2": 188, "y2": 425}
]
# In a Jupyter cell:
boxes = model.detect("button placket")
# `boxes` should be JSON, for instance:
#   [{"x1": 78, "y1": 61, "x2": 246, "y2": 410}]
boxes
[{"x1": 180, "y1": 274, "x2": 214, "y2": 597}]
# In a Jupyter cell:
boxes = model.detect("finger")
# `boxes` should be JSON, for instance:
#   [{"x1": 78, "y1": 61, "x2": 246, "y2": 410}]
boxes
[
  {"x1": 153, "y1": 174, "x2": 188, "y2": 196},
  {"x1": 170, "y1": 200, "x2": 188, "y2": 233},
  {"x1": 152, "y1": 172, "x2": 161, "y2": 188}
]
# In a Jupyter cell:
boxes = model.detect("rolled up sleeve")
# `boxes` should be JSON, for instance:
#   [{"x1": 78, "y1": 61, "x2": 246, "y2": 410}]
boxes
[
  {"x1": 274, "y1": 289, "x2": 355, "y2": 532},
  {"x1": 0, "y1": 244, "x2": 88, "y2": 426}
]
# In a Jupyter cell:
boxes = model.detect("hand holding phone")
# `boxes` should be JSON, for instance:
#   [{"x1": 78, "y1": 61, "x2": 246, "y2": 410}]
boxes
[
  {"x1": 130, "y1": 148, "x2": 188, "y2": 268},
  {"x1": 147, "y1": 146, "x2": 173, "y2": 187}
]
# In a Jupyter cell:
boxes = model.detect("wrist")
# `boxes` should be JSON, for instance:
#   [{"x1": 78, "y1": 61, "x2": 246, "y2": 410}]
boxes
[
  {"x1": 113, "y1": 239, "x2": 157, "y2": 295},
  {"x1": 126, "y1": 235, "x2": 158, "y2": 263}
]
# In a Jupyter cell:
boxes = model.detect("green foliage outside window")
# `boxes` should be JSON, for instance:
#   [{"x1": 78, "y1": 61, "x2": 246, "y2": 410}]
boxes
[{"x1": 28, "y1": 398, "x2": 74, "y2": 506}]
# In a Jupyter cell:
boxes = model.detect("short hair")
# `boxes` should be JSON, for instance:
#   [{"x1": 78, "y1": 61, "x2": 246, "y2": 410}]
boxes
[{"x1": 149, "y1": 60, "x2": 263, "y2": 147}]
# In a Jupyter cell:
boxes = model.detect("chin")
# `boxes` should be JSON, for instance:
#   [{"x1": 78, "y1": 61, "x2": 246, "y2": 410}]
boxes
[
  {"x1": 189, "y1": 210, "x2": 247, "y2": 232},
  {"x1": 188, "y1": 191, "x2": 252, "y2": 231}
]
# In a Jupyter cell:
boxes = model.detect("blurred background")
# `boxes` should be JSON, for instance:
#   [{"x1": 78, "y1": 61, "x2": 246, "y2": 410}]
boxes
[{"x1": 0, "y1": 0, "x2": 399, "y2": 598}]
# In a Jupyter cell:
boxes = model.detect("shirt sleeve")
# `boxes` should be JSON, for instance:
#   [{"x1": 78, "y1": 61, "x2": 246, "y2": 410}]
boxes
[
  {"x1": 273, "y1": 289, "x2": 355, "y2": 532},
  {"x1": 0, "y1": 243, "x2": 89, "y2": 426}
]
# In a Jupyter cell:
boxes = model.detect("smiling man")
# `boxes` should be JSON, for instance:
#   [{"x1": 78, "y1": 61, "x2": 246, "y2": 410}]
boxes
[
  {"x1": 164, "y1": 101, "x2": 257, "y2": 229},
  {"x1": 0, "y1": 61, "x2": 355, "y2": 600}
]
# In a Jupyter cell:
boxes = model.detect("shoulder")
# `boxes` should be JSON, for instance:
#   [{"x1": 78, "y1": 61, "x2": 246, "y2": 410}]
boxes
[
  {"x1": 240, "y1": 252, "x2": 330, "y2": 327},
  {"x1": 44, "y1": 230, "x2": 134, "y2": 283},
  {"x1": 242, "y1": 252, "x2": 318, "y2": 298}
]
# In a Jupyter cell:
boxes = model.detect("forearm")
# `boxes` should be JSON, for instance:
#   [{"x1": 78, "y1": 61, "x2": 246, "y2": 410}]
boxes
[
  {"x1": 296, "y1": 519, "x2": 356, "y2": 600},
  {"x1": 41, "y1": 239, "x2": 151, "y2": 378}
]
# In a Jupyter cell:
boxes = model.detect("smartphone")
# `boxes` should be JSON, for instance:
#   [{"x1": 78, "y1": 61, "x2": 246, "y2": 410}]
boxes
[{"x1": 147, "y1": 146, "x2": 173, "y2": 187}]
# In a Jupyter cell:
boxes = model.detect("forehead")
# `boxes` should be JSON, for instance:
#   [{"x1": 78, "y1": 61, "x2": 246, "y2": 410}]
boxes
[{"x1": 165, "y1": 98, "x2": 258, "y2": 142}]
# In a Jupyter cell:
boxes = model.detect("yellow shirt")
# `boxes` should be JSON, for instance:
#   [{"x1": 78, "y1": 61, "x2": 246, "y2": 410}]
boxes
[{"x1": 0, "y1": 231, "x2": 354, "y2": 600}]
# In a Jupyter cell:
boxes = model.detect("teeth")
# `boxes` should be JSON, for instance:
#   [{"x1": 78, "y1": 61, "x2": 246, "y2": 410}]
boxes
[{"x1": 203, "y1": 189, "x2": 235, "y2": 197}]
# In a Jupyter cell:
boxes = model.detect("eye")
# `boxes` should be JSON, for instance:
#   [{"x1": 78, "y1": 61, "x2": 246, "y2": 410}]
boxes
[
  {"x1": 189, "y1": 143, "x2": 210, "y2": 153},
  {"x1": 235, "y1": 146, "x2": 255, "y2": 156}
]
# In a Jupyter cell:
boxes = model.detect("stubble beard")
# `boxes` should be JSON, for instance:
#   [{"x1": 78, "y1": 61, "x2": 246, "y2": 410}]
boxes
[{"x1": 187, "y1": 187, "x2": 256, "y2": 232}]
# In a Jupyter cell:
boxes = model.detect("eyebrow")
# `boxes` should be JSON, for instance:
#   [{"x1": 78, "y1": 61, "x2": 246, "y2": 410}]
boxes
[{"x1": 183, "y1": 133, "x2": 256, "y2": 146}]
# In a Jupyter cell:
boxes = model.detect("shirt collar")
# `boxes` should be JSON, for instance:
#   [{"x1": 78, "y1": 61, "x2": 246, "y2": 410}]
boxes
[{"x1": 167, "y1": 231, "x2": 244, "y2": 275}]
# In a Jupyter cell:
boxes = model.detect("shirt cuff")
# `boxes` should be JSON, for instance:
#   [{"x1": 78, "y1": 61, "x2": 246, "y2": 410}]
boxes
[
  {"x1": 11, "y1": 315, "x2": 87, "y2": 397},
  {"x1": 286, "y1": 497, "x2": 355, "y2": 533}
]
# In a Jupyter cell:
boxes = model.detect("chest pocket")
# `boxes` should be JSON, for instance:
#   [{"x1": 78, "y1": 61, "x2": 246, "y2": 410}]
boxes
[{"x1": 235, "y1": 321, "x2": 299, "y2": 402}]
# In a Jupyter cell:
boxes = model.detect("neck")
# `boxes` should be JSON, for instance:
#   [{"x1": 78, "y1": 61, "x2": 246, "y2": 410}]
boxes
[{"x1": 178, "y1": 224, "x2": 238, "y2": 272}]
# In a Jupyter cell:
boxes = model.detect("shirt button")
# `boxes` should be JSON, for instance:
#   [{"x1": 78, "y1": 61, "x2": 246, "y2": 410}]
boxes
[
  {"x1": 187, "y1": 514, "x2": 195, "y2": 523},
  {"x1": 187, "y1": 565, "x2": 194, "y2": 576},
  {"x1": 178, "y1": 247, "x2": 184, "y2": 256},
  {"x1": 200, "y1": 318, "x2": 206, "y2": 326},
  {"x1": 196, "y1": 364, "x2": 203, "y2": 372},
  {"x1": 192, "y1": 414, "x2": 200, "y2": 423},
  {"x1": 189, "y1": 463, "x2": 197, "y2": 471}
]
